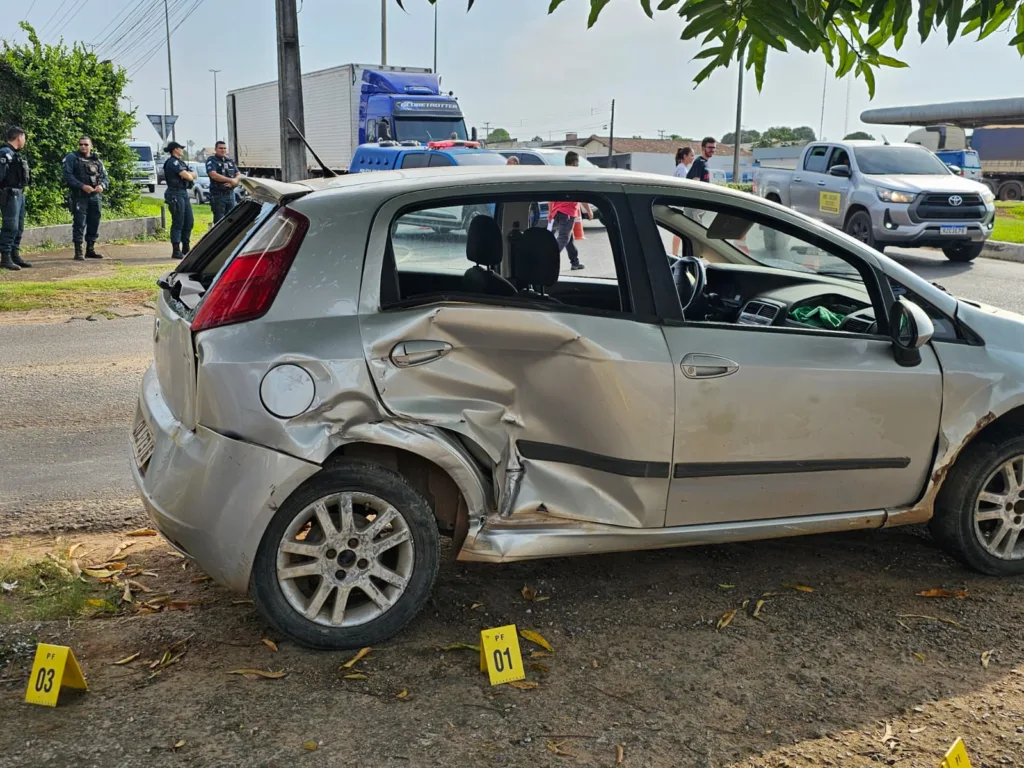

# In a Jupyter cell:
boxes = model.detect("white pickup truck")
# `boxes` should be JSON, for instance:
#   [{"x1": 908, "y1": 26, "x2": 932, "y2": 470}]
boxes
[{"x1": 753, "y1": 140, "x2": 996, "y2": 262}]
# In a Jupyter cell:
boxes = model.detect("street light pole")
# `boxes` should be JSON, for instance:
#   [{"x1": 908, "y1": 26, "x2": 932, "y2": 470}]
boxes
[
  {"x1": 164, "y1": 0, "x2": 176, "y2": 141},
  {"x1": 732, "y1": 57, "x2": 744, "y2": 184},
  {"x1": 381, "y1": 0, "x2": 388, "y2": 65},
  {"x1": 161, "y1": 87, "x2": 169, "y2": 143},
  {"x1": 210, "y1": 69, "x2": 222, "y2": 142},
  {"x1": 433, "y1": 2, "x2": 438, "y2": 73}
]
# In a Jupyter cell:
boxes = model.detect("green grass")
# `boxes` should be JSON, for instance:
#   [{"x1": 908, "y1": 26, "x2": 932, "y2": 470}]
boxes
[
  {"x1": 0, "y1": 263, "x2": 169, "y2": 312},
  {"x1": 0, "y1": 557, "x2": 108, "y2": 623},
  {"x1": 993, "y1": 202, "x2": 1024, "y2": 243}
]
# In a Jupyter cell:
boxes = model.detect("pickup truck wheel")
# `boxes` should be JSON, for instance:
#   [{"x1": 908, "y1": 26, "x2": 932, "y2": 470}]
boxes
[
  {"x1": 844, "y1": 210, "x2": 874, "y2": 248},
  {"x1": 930, "y1": 436, "x2": 1024, "y2": 576},
  {"x1": 942, "y1": 242, "x2": 984, "y2": 262},
  {"x1": 251, "y1": 459, "x2": 440, "y2": 650}
]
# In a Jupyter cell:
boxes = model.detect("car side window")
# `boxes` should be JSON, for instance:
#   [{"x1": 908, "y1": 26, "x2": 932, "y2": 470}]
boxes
[
  {"x1": 427, "y1": 154, "x2": 454, "y2": 168},
  {"x1": 519, "y1": 153, "x2": 545, "y2": 166},
  {"x1": 803, "y1": 145, "x2": 829, "y2": 173},
  {"x1": 400, "y1": 153, "x2": 429, "y2": 169},
  {"x1": 827, "y1": 148, "x2": 850, "y2": 170}
]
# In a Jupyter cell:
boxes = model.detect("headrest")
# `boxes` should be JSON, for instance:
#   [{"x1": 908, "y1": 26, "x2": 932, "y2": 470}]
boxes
[
  {"x1": 514, "y1": 228, "x2": 560, "y2": 288},
  {"x1": 466, "y1": 216, "x2": 503, "y2": 268}
]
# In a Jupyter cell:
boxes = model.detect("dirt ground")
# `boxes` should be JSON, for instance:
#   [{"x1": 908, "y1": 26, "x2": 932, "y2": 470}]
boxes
[{"x1": 1, "y1": 525, "x2": 1022, "y2": 768}]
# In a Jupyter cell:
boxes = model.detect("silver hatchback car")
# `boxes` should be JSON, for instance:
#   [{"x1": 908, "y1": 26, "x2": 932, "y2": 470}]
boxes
[{"x1": 132, "y1": 166, "x2": 1024, "y2": 650}]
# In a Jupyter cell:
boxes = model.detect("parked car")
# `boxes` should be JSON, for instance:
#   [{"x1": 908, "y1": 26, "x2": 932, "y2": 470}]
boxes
[
  {"x1": 133, "y1": 166, "x2": 1024, "y2": 651},
  {"x1": 188, "y1": 162, "x2": 211, "y2": 204},
  {"x1": 753, "y1": 140, "x2": 996, "y2": 262}
]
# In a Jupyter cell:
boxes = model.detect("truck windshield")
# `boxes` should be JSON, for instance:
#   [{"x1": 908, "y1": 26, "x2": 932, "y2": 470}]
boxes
[
  {"x1": 395, "y1": 119, "x2": 468, "y2": 142},
  {"x1": 131, "y1": 145, "x2": 153, "y2": 162},
  {"x1": 853, "y1": 146, "x2": 950, "y2": 175}
]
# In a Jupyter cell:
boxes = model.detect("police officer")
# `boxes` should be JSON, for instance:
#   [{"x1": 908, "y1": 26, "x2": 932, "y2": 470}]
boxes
[
  {"x1": 205, "y1": 141, "x2": 240, "y2": 224},
  {"x1": 0, "y1": 126, "x2": 32, "y2": 271},
  {"x1": 63, "y1": 136, "x2": 110, "y2": 261},
  {"x1": 163, "y1": 142, "x2": 195, "y2": 259}
]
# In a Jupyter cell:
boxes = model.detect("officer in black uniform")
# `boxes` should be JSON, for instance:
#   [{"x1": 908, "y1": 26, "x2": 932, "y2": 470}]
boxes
[
  {"x1": 0, "y1": 126, "x2": 32, "y2": 271},
  {"x1": 63, "y1": 136, "x2": 110, "y2": 261},
  {"x1": 163, "y1": 142, "x2": 196, "y2": 259},
  {"x1": 205, "y1": 141, "x2": 241, "y2": 224}
]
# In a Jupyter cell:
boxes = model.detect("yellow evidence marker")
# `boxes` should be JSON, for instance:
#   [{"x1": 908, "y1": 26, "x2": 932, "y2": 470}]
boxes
[
  {"x1": 940, "y1": 738, "x2": 973, "y2": 768},
  {"x1": 24, "y1": 644, "x2": 88, "y2": 707},
  {"x1": 479, "y1": 624, "x2": 526, "y2": 686}
]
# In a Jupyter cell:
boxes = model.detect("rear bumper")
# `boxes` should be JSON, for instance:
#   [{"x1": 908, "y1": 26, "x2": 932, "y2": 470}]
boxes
[{"x1": 130, "y1": 364, "x2": 319, "y2": 593}]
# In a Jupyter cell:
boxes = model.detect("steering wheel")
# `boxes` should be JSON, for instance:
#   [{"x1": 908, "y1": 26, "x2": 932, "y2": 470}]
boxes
[{"x1": 670, "y1": 255, "x2": 707, "y2": 319}]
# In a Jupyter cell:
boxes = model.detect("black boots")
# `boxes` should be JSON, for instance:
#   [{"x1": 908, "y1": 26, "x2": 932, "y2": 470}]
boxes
[
  {"x1": 85, "y1": 241, "x2": 103, "y2": 259},
  {"x1": 11, "y1": 249, "x2": 32, "y2": 268},
  {"x1": 181, "y1": 241, "x2": 191, "y2": 256},
  {"x1": 73, "y1": 243, "x2": 85, "y2": 261},
  {"x1": 171, "y1": 243, "x2": 183, "y2": 260},
  {"x1": 0, "y1": 251, "x2": 19, "y2": 271}
]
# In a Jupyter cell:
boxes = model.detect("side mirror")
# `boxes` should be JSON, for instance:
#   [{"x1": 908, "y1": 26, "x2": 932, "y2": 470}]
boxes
[
  {"x1": 829, "y1": 164, "x2": 852, "y2": 178},
  {"x1": 890, "y1": 297, "x2": 934, "y2": 367},
  {"x1": 947, "y1": 164, "x2": 963, "y2": 176}
]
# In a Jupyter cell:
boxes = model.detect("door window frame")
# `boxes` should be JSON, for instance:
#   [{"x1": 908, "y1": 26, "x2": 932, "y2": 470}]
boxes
[{"x1": 803, "y1": 145, "x2": 830, "y2": 173}]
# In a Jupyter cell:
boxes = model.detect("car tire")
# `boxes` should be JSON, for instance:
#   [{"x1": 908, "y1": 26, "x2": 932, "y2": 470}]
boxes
[
  {"x1": 942, "y1": 242, "x2": 984, "y2": 262},
  {"x1": 930, "y1": 435, "x2": 1024, "y2": 576},
  {"x1": 843, "y1": 210, "x2": 875, "y2": 249},
  {"x1": 997, "y1": 180, "x2": 1023, "y2": 202},
  {"x1": 148, "y1": 184, "x2": 156, "y2": 193},
  {"x1": 251, "y1": 459, "x2": 441, "y2": 650}
]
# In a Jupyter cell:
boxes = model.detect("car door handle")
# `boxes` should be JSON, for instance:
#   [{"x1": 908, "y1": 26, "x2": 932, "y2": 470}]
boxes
[
  {"x1": 817, "y1": 180, "x2": 827, "y2": 186},
  {"x1": 793, "y1": 176, "x2": 803, "y2": 183},
  {"x1": 390, "y1": 340, "x2": 452, "y2": 367},
  {"x1": 680, "y1": 353, "x2": 739, "y2": 379}
]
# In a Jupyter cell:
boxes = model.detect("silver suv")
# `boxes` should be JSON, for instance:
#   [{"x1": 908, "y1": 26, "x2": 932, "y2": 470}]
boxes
[{"x1": 133, "y1": 167, "x2": 1024, "y2": 650}]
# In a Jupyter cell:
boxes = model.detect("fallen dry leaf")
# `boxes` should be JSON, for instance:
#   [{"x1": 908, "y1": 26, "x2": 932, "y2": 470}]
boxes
[
  {"x1": 508, "y1": 681, "x2": 538, "y2": 690},
  {"x1": 231, "y1": 598, "x2": 253, "y2": 605},
  {"x1": 127, "y1": 579, "x2": 152, "y2": 593},
  {"x1": 520, "y1": 629, "x2": 553, "y2": 652},
  {"x1": 228, "y1": 668, "x2": 287, "y2": 679},
  {"x1": 718, "y1": 584, "x2": 736, "y2": 589},
  {"x1": 591, "y1": 658, "x2": 599, "y2": 669},
  {"x1": 192, "y1": 575, "x2": 213, "y2": 584},
  {"x1": 263, "y1": 638, "x2": 279, "y2": 653},
  {"x1": 83, "y1": 568, "x2": 119, "y2": 579},
  {"x1": 752, "y1": 599, "x2": 766, "y2": 619},
  {"x1": 521, "y1": 585, "x2": 538, "y2": 601},
  {"x1": 166, "y1": 600, "x2": 196, "y2": 611},
  {"x1": 343, "y1": 673, "x2": 368, "y2": 680},
  {"x1": 913, "y1": 652, "x2": 926, "y2": 663},
  {"x1": 166, "y1": 550, "x2": 186, "y2": 559},
  {"x1": 717, "y1": 608, "x2": 738, "y2": 630},
  {"x1": 69, "y1": 560, "x2": 82, "y2": 579},
  {"x1": 783, "y1": 583, "x2": 815, "y2": 593},
  {"x1": 302, "y1": 741, "x2": 318, "y2": 752},
  {"x1": 342, "y1": 647, "x2": 372, "y2": 669},
  {"x1": 68, "y1": 543, "x2": 83, "y2": 559},
  {"x1": 122, "y1": 583, "x2": 133, "y2": 603},
  {"x1": 981, "y1": 650, "x2": 994, "y2": 668},
  {"x1": 128, "y1": 528, "x2": 158, "y2": 537},
  {"x1": 917, "y1": 588, "x2": 969, "y2": 599},
  {"x1": 530, "y1": 651, "x2": 552, "y2": 659},
  {"x1": 113, "y1": 652, "x2": 141, "y2": 665},
  {"x1": 396, "y1": 688, "x2": 410, "y2": 699},
  {"x1": 879, "y1": 721, "x2": 896, "y2": 748},
  {"x1": 546, "y1": 740, "x2": 575, "y2": 757},
  {"x1": 616, "y1": 744, "x2": 625, "y2": 764},
  {"x1": 470, "y1": 602, "x2": 484, "y2": 610},
  {"x1": 173, "y1": 740, "x2": 185, "y2": 750},
  {"x1": 110, "y1": 541, "x2": 135, "y2": 559},
  {"x1": 761, "y1": 591, "x2": 784, "y2": 597},
  {"x1": 86, "y1": 598, "x2": 116, "y2": 610},
  {"x1": 909, "y1": 726, "x2": 927, "y2": 734},
  {"x1": 530, "y1": 662, "x2": 550, "y2": 673},
  {"x1": 438, "y1": 643, "x2": 480, "y2": 653}
]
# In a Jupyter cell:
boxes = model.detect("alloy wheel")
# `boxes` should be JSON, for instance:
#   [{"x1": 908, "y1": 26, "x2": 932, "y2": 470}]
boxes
[{"x1": 973, "y1": 455, "x2": 1024, "y2": 561}]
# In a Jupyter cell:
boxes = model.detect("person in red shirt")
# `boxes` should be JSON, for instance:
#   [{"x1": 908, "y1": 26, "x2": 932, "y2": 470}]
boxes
[{"x1": 549, "y1": 151, "x2": 593, "y2": 270}]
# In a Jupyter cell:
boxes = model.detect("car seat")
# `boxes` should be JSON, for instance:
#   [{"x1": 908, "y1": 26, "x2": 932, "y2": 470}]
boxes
[
  {"x1": 463, "y1": 216, "x2": 517, "y2": 297},
  {"x1": 512, "y1": 228, "x2": 562, "y2": 303}
]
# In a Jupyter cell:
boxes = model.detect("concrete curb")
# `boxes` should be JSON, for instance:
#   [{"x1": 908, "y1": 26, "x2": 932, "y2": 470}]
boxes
[
  {"x1": 21, "y1": 216, "x2": 161, "y2": 250},
  {"x1": 981, "y1": 239, "x2": 1024, "y2": 264}
]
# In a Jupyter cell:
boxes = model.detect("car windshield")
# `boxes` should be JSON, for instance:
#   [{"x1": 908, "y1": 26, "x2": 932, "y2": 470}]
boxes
[
  {"x1": 964, "y1": 152, "x2": 982, "y2": 169},
  {"x1": 853, "y1": 146, "x2": 950, "y2": 175},
  {"x1": 131, "y1": 145, "x2": 153, "y2": 162},
  {"x1": 452, "y1": 153, "x2": 509, "y2": 166},
  {"x1": 394, "y1": 118, "x2": 468, "y2": 142},
  {"x1": 542, "y1": 152, "x2": 597, "y2": 168},
  {"x1": 194, "y1": 164, "x2": 208, "y2": 177}
]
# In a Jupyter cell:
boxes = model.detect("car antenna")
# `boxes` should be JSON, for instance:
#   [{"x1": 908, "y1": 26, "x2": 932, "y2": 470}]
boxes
[
  {"x1": 881, "y1": 134, "x2": 890, "y2": 145},
  {"x1": 286, "y1": 118, "x2": 338, "y2": 178}
]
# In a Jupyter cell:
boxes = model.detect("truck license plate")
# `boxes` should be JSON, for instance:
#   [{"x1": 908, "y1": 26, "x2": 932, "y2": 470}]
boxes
[
  {"x1": 132, "y1": 419, "x2": 155, "y2": 469},
  {"x1": 940, "y1": 225, "x2": 968, "y2": 236}
]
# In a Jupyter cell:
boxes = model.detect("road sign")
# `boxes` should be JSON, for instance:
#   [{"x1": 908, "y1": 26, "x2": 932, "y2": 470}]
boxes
[
  {"x1": 24, "y1": 644, "x2": 88, "y2": 707},
  {"x1": 479, "y1": 624, "x2": 526, "y2": 686},
  {"x1": 147, "y1": 114, "x2": 178, "y2": 142}
]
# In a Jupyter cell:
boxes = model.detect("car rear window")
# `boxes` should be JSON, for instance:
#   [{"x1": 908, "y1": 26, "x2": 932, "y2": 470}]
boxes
[{"x1": 174, "y1": 200, "x2": 274, "y2": 287}]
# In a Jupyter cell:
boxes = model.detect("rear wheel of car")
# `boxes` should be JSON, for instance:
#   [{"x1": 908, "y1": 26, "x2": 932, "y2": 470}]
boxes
[
  {"x1": 251, "y1": 459, "x2": 440, "y2": 650},
  {"x1": 843, "y1": 210, "x2": 874, "y2": 249},
  {"x1": 930, "y1": 435, "x2": 1024, "y2": 576},
  {"x1": 942, "y1": 242, "x2": 984, "y2": 262}
]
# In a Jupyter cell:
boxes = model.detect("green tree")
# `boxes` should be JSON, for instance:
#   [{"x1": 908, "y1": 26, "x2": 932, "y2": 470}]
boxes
[
  {"x1": 754, "y1": 126, "x2": 816, "y2": 147},
  {"x1": 487, "y1": 128, "x2": 512, "y2": 142},
  {"x1": 845, "y1": 131, "x2": 876, "y2": 140},
  {"x1": 402, "y1": 1, "x2": 1024, "y2": 96},
  {"x1": 0, "y1": 23, "x2": 137, "y2": 225},
  {"x1": 721, "y1": 129, "x2": 761, "y2": 144},
  {"x1": 792, "y1": 126, "x2": 816, "y2": 142},
  {"x1": 531, "y1": 135, "x2": 544, "y2": 142}
]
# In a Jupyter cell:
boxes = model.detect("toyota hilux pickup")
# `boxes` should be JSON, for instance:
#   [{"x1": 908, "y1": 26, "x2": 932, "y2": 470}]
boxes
[{"x1": 753, "y1": 140, "x2": 996, "y2": 261}]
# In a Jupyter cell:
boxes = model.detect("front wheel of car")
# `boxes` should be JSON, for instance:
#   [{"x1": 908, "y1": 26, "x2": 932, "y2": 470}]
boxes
[
  {"x1": 843, "y1": 210, "x2": 875, "y2": 249},
  {"x1": 148, "y1": 184, "x2": 156, "y2": 193},
  {"x1": 943, "y1": 242, "x2": 984, "y2": 262},
  {"x1": 251, "y1": 459, "x2": 441, "y2": 649},
  {"x1": 930, "y1": 435, "x2": 1024, "y2": 576}
]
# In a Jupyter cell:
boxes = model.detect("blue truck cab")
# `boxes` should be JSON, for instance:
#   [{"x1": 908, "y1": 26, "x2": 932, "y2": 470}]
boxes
[
  {"x1": 936, "y1": 149, "x2": 983, "y2": 182},
  {"x1": 360, "y1": 70, "x2": 471, "y2": 146},
  {"x1": 350, "y1": 140, "x2": 506, "y2": 232}
]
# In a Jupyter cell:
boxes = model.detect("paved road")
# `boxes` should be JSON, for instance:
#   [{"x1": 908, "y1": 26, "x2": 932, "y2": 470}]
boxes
[{"x1": 1, "y1": 241, "x2": 1022, "y2": 536}]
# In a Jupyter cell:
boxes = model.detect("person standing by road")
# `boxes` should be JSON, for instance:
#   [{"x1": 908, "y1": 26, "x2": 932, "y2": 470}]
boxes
[
  {"x1": 671, "y1": 146, "x2": 695, "y2": 256},
  {"x1": 205, "y1": 141, "x2": 241, "y2": 224},
  {"x1": 686, "y1": 136, "x2": 717, "y2": 183},
  {"x1": 163, "y1": 142, "x2": 196, "y2": 260},
  {"x1": 63, "y1": 137, "x2": 110, "y2": 261},
  {"x1": 0, "y1": 126, "x2": 32, "y2": 271},
  {"x1": 549, "y1": 151, "x2": 593, "y2": 271}
]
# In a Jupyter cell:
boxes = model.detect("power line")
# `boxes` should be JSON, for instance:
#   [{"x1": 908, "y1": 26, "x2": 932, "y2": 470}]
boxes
[
  {"x1": 22, "y1": 0, "x2": 40, "y2": 23},
  {"x1": 104, "y1": 0, "x2": 175, "y2": 61},
  {"x1": 125, "y1": 0, "x2": 205, "y2": 76},
  {"x1": 52, "y1": 0, "x2": 92, "y2": 39},
  {"x1": 94, "y1": 0, "x2": 149, "y2": 48},
  {"x1": 40, "y1": 0, "x2": 75, "y2": 37},
  {"x1": 116, "y1": 0, "x2": 189, "y2": 63},
  {"x1": 98, "y1": 0, "x2": 163, "y2": 58}
]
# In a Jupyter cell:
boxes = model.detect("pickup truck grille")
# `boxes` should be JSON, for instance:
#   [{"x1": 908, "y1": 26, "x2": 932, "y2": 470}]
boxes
[{"x1": 913, "y1": 193, "x2": 987, "y2": 222}]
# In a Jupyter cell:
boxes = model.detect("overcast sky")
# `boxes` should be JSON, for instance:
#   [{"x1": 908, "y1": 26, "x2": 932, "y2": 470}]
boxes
[{"x1": 5, "y1": 0, "x2": 1023, "y2": 150}]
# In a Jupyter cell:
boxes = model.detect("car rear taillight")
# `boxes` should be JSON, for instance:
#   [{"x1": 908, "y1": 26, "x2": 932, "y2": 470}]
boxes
[{"x1": 191, "y1": 207, "x2": 309, "y2": 333}]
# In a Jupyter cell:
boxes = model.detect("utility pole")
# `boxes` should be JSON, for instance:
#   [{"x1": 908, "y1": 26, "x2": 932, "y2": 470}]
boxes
[
  {"x1": 381, "y1": 0, "x2": 388, "y2": 65},
  {"x1": 818, "y1": 65, "x2": 828, "y2": 141},
  {"x1": 608, "y1": 99, "x2": 615, "y2": 159},
  {"x1": 210, "y1": 69, "x2": 222, "y2": 141},
  {"x1": 161, "y1": 87, "x2": 169, "y2": 143},
  {"x1": 843, "y1": 76, "x2": 852, "y2": 138},
  {"x1": 732, "y1": 57, "x2": 744, "y2": 184},
  {"x1": 483, "y1": 121, "x2": 491, "y2": 140},
  {"x1": 657, "y1": 129, "x2": 665, "y2": 140},
  {"x1": 433, "y1": 2, "x2": 438, "y2": 73},
  {"x1": 164, "y1": 0, "x2": 176, "y2": 141},
  {"x1": 276, "y1": 0, "x2": 306, "y2": 181}
]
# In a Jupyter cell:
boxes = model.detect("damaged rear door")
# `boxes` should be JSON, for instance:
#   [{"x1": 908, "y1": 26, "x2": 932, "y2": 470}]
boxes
[{"x1": 357, "y1": 187, "x2": 675, "y2": 529}]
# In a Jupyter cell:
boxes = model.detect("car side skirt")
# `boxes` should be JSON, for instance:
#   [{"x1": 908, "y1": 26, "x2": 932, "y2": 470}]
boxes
[{"x1": 458, "y1": 509, "x2": 887, "y2": 563}]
